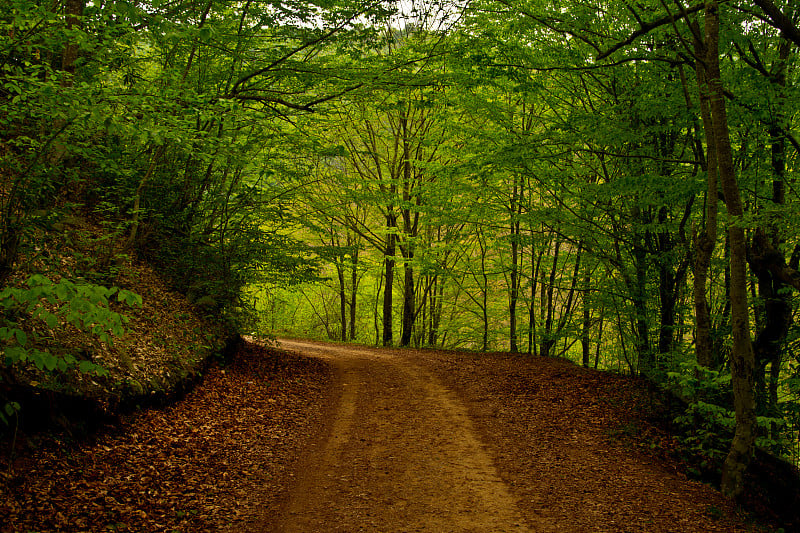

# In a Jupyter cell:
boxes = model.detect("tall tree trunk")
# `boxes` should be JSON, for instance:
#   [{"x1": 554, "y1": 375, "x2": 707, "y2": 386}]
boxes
[
  {"x1": 703, "y1": 1, "x2": 757, "y2": 499},
  {"x1": 691, "y1": 21, "x2": 720, "y2": 369},
  {"x1": 509, "y1": 230, "x2": 520, "y2": 353},
  {"x1": 349, "y1": 245, "x2": 359, "y2": 341},
  {"x1": 126, "y1": 144, "x2": 165, "y2": 251},
  {"x1": 382, "y1": 217, "x2": 396, "y2": 347},
  {"x1": 631, "y1": 243, "x2": 652, "y2": 375},
  {"x1": 50, "y1": 0, "x2": 84, "y2": 166},
  {"x1": 657, "y1": 264, "x2": 677, "y2": 356},
  {"x1": 428, "y1": 274, "x2": 444, "y2": 346},
  {"x1": 582, "y1": 270, "x2": 592, "y2": 368},
  {"x1": 540, "y1": 238, "x2": 561, "y2": 358},
  {"x1": 61, "y1": 0, "x2": 84, "y2": 82},
  {"x1": 751, "y1": 40, "x2": 792, "y2": 422},
  {"x1": 479, "y1": 230, "x2": 490, "y2": 352},
  {"x1": 337, "y1": 261, "x2": 347, "y2": 342},
  {"x1": 400, "y1": 257, "x2": 414, "y2": 346},
  {"x1": 528, "y1": 242, "x2": 544, "y2": 356},
  {"x1": 508, "y1": 179, "x2": 522, "y2": 353}
]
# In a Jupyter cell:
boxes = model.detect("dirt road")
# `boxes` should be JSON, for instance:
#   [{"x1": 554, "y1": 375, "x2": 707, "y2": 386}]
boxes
[
  {"x1": 267, "y1": 340, "x2": 535, "y2": 532},
  {"x1": 3, "y1": 339, "x2": 777, "y2": 532},
  {"x1": 258, "y1": 339, "x2": 758, "y2": 533}
]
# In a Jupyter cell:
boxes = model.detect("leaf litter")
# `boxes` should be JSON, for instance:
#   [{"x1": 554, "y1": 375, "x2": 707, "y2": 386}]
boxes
[{"x1": 1, "y1": 342, "x2": 332, "y2": 532}]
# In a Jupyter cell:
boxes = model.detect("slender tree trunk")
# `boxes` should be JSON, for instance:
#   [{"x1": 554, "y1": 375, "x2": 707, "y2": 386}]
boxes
[
  {"x1": 374, "y1": 269, "x2": 383, "y2": 346},
  {"x1": 658, "y1": 263, "x2": 677, "y2": 356},
  {"x1": 703, "y1": 1, "x2": 757, "y2": 498},
  {"x1": 349, "y1": 246, "x2": 359, "y2": 341},
  {"x1": 337, "y1": 261, "x2": 347, "y2": 342},
  {"x1": 528, "y1": 243, "x2": 544, "y2": 356},
  {"x1": 126, "y1": 145, "x2": 165, "y2": 251},
  {"x1": 582, "y1": 270, "x2": 592, "y2": 368},
  {"x1": 691, "y1": 21, "x2": 720, "y2": 369},
  {"x1": 479, "y1": 230, "x2": 489, "y2": 352},
  {"x1": 382, "y1": 219, "x2": 396, "y2": 347},
  {"x1": 540, "y1": 238, "x2": 561, "y2": 358},
  {"x1": 631, "y1": 243, "x2": 652, "y2": 375},
  {"x1": 508, "y1": 178, "x2": 523, "y2": 353},
  {"x1": 400, "y1": 257, "x2": 414, "y2": 346},
  {"x1": 595, "y1": 307, "x2": 605, "y2": 369},
  {"x1": 428, "y1": 275, "x2": 444, "y2": 346}
]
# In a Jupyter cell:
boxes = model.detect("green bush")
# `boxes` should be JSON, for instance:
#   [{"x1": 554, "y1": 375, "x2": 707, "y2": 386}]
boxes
[
  {"x1": 0, "y1": 274, "x2": 141, "y2": 424},
  {"x1": 668, "y1": 361, "x2": 789, "y2": 475}
]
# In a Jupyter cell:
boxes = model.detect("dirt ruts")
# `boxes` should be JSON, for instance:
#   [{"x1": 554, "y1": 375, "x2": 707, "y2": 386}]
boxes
[
  {"x1": 261, "y1": 340, "x2": 756, "y2": 533},
  {"x1": 266, "y1": 340, "x2": 534, "y2": 532},
  {"x1": 2, "y1": 339, "x2": 775, "y2": 532}
]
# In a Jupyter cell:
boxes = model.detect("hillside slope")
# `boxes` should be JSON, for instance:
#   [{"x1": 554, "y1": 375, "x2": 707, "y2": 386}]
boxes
[{"x1": 1, "y1": 216, "x2": 231, "y2": 432}]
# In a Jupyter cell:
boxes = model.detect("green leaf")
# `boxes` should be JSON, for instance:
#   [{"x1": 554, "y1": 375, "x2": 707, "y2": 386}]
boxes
[
  {"x1": 3, "y1": 346, "x2": 28, "y2": 363},
  {"x1": 13, "y1": 329, "x2": 27, "y2": 346},
  {"x1": 79, "y1": 360, "x2": 103, "y2": 374},
  {"x1": 44, "y1": 354, "x2": 57, "y2": 371},
  {"x1": 4, "y1": 402, "x2": 20, "y2": 416},
  {"x1": 55, "y1": 285, "x2": 68, "y2": 302}
]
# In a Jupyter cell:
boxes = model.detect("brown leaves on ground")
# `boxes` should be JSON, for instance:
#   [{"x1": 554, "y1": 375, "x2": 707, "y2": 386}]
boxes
[
  {"x1": 1, "y1": 342, "x2": 332, "y2": 533},
  {"x1": 411, "y1": 349, "x2": 782, "y2": 532},
  {"x1": 1, "y1": 341, "x2": 793, "y2": 532}
]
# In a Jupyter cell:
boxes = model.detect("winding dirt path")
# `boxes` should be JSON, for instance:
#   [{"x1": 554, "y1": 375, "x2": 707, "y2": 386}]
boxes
[
  {"x1": 2, "y1": 339, "x2": 782, "y2": 532},
  {"x1": 267, "y1": 340, "x2": 535, "y2": 533}
]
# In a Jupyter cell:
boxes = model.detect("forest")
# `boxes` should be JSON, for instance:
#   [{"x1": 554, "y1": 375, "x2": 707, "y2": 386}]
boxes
[{"x1": 1, "y1": 0, "x2": 800, "y2": 509}]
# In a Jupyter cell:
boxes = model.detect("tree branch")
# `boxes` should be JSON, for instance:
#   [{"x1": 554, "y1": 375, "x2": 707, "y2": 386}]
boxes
[
  {"x1": 751, "y1": 0, "x2": 800, "y2": 49},
  {"x1": 597, "y1": 3, "x2": 705, "y2": 60}
]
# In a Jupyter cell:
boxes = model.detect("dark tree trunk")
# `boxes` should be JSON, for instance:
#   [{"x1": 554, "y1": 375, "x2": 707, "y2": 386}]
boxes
[
  {"x1": 400, "y1": 258, "x2": 414, "y2": 347},
  {"x1": 631, "y1": 244, "x2": 652, "y2": 375},
  {"x1": 349, "y1": 246, "x2": 359, "y2": 341},
  {"x1": 657, "y1": 265, "x2": 676, "y2": 357},
  {"x1": 528, "y1": 243, "x2": 544, "y2": 356},
  {"x1": 382, "y1": 226, "x2": 396, "y2": 347},
  {"x1": 582, "y1": 270, "x2": 592, "y2": 368},
  {"x1": 703, "y1": 1, "x2": 757, "y2": 498},
  {"x1": 508, "y1": 179, "x2": 523, "y2": 353},
  {"x1": 751, "y1": 39, "x2": 793, "y2": 421},
  {"x1": 337, "y1": 263, "x2": 347, "y2": 342},
  {"x1": 691, "y1": 21, "x2": 720, "y2": 369},
  {"x1": 540, "y1": 239, "x2": 561, "y2": 358},
  {"x1": 428, "y1": 275, "x2": 444, "y2": 346}
]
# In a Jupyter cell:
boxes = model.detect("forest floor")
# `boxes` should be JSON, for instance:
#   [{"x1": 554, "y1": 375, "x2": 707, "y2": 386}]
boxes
[{"x1": 0, "y1": 338, "x2": 792, "y2": 532}]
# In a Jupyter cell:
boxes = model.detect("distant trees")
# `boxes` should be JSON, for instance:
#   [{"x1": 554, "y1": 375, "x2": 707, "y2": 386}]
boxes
[{"x1": 263, "y1": 0, "x2": 800, "y2": 499}]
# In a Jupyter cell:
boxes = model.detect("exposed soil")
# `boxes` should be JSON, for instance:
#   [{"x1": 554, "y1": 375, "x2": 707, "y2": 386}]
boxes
[
  {"x1": 1, "y1": 338, "x2": 789, "y2": 532},
  {"x1": 268, "y1": 340, "x2": 531, "y2": 532},
  {"x1": 269, "y1": 340, "x2": 767, "y2": 533}
]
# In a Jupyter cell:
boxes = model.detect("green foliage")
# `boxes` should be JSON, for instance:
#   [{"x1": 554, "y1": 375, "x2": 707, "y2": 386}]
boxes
[
  {"x1": 0, "y1": 400, "x2": 20, "y2": 426},
  {"x1": 668, "y1": 363, "x2": 736, "y2": 474},
  {"x1": 668, "y1": 361, "x2": 791, "y2": 474},
  {"x1": 0, "y1": 274, "x2": 141, "y2": 374}
]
